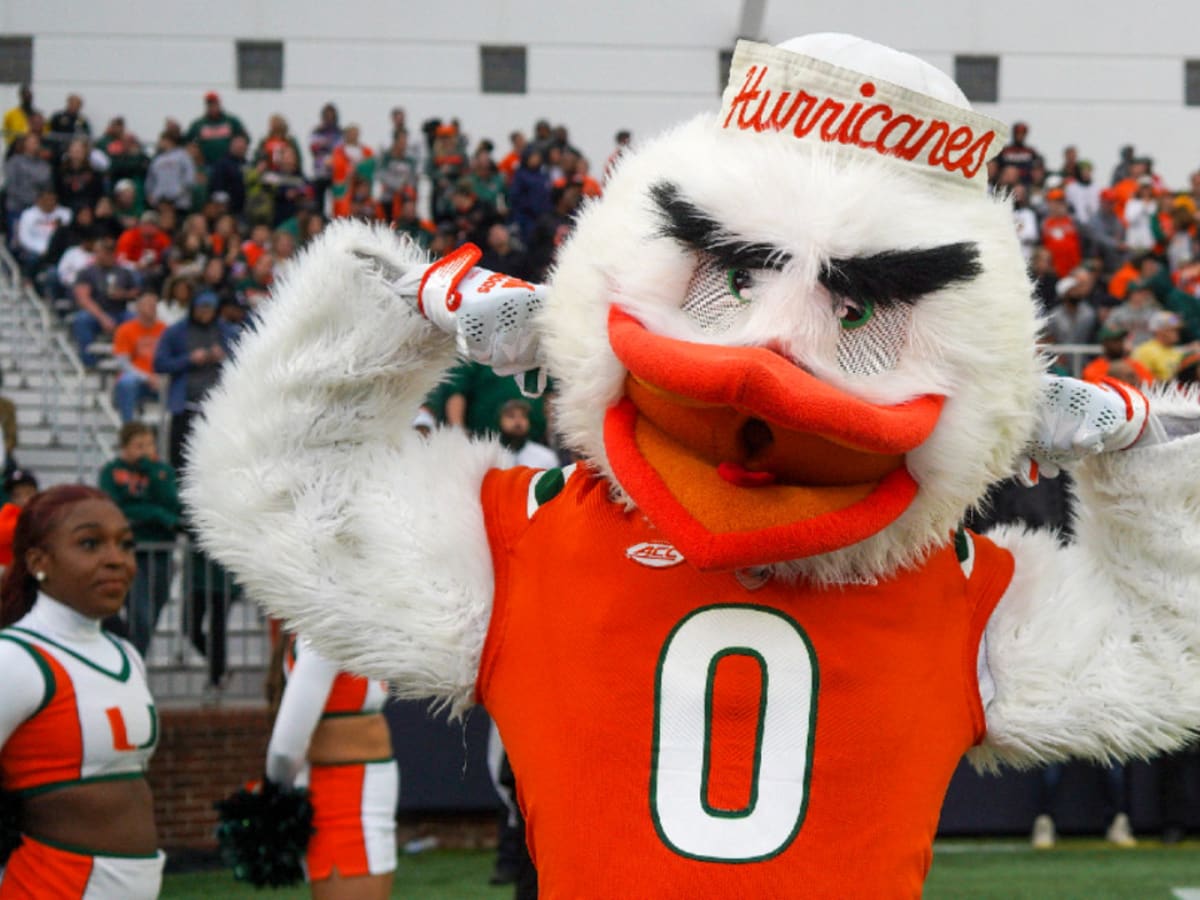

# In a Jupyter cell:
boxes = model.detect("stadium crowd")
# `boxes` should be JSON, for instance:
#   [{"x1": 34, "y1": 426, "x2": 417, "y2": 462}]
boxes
[{"x1": 2, "y1": 84, "x2": 1200, "y2": 881}]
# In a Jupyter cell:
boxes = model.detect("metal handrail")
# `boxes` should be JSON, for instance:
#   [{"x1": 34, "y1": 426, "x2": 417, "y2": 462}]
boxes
[{"x1": 0, "y1": 245, "x2": 118, "y2": 481}]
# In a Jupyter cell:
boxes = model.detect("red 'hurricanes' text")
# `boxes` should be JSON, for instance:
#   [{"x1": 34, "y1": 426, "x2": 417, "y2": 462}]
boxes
[{"x1": 722, "y1": 65, "x2": 995, "y2": 181}]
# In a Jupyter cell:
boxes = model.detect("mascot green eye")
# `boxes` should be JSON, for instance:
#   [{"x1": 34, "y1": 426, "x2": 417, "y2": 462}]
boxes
[
  {"x1": 837, "y1": 297, "x2": 874, "y2": 329},
  {"x1": 727, "y1": 268, "x2": 755, "y2": 303}
]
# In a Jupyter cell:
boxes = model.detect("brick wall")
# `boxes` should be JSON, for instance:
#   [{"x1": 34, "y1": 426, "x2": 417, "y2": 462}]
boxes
[{"x1": 149, "y1": 707, "x2": 272, "y2": 850}]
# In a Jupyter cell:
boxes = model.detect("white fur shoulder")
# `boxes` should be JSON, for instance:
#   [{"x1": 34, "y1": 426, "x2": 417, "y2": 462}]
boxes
[
  {"x1": 971, "y1": 390, "x2": 1200, "y2": 770},
  {"x1": 184, "y1": 221, "x2": 506, "y2": 715}
]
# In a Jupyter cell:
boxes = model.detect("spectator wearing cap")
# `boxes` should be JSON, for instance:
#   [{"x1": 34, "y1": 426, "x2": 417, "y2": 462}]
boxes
[
  {"x1": 72, "y1": 236, "x2": 140, "y2": 365},
  {"x1": 1040, "y1": 188, "x2": 1084, "y2": 278},
  {"x1": 0, "y1": 469, "x2": 38, "y2": 571},
  {"x1": 186, "y1": 91, "x2": 249, "y2": 169},
  {"x1": 1082, "y1": 326, "x2": 1153, "y2": 386},
  {"x1": 112, "y1": 291, "x2": 166, "y2": 422},
  {"x1": 426, "y1": 123, "x2": 466, "y2": 221},
  {"x1": 116, "y1": 210, "x2": 170, "y2": 289},
  {"x1": 1065, "y1": 160, "x2": 1101, "y2": 225},
  {"x1": 153, "y1": 289, "x2": 236, "y2": 470},
  {"x1": 1106, "y1": 280, "x2": 1162, "y2": 348},
  {"x1": 996, "y1": 121, "x2": 1039, "y2": 186},
  {"x1": 1046, "y1": 268, "x2": 1099, "y2": 345},
  {"x1": 1132, "y1": 311, "x2": 1197, "y2": 382},
  {"x1": 145, "y1": 129, "x2": 197, "y2": 212},
  {"x1": 1089, "y1": 188, "x2": 1128, "y2": 276},
  {"x1": 1153, "y1": 195, "x2": 1199, "y2": 273},
  {"x1": 14, "y1": 187, "x2": 70, "y2": 276}
]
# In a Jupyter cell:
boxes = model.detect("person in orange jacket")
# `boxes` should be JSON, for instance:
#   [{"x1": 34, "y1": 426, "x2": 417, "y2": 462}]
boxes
[
  {"x1": 329, "y1": 125, "x2": 373, "y2": 219},
  {"x1": 0, "y1": 469, "x2": 38, "y2": 571}
]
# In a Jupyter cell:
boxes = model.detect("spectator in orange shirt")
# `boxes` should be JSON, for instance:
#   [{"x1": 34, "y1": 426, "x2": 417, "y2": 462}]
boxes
[
  {"x1": 1081, "y1": 326, "x2": 1153, "y2": 386},
  {"x1": 112, "y1": 291, "x2": 166, "y2": 422},
  {"x1": 329, "y1": 124, "x2": 373, "y2": 219},
  {"x1": 116, "y1": 210, "x2": 171, "y2": 289},
  {"x1": 0, "y1": 469, "x2": 38, "y2": 572},
  {"x1": 497, "y1": 131, "x2": 526, "y2": 184},
  {"x1": 254, "y1": 114, "x2": 302, "y2": 174},
  {"x1": 1041, "y1": 189, "x2": 1084, "y2": 278}
]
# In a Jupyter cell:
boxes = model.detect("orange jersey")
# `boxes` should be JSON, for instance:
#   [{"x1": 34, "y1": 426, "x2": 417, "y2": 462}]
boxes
[
  {"x1": 1081, "y1": 356, "x2": 1153, "y2": 386},
  {"x1": 284, "y1": 636, "x2": 387, "y2": 716},
  {"x1": 1041, "y1": 215, "x2": 1082, "y2": 278},
  {"x1": 112, "y1": 318, "x2": 166, "y2": 376},
  {"x1": 477, "y1": 466, "x2": 1012, "y2": 899}
]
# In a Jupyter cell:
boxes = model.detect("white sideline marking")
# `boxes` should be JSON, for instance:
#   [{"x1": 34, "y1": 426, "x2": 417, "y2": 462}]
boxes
[{"x1": 1171, "y1": 889, "x2": 1200, "y2": 900}]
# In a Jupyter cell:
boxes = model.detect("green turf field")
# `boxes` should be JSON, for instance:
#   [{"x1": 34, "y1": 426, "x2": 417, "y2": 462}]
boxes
[{"x1": 160, "y1": 840, "x2": 1200, "y2": 899}]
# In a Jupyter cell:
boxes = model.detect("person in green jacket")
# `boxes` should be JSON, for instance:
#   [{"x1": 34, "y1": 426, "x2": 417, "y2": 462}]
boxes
[
  {"x1": 99, "y1": 421, "x2": 181, "y2": 654},
  {"x1": 185, "y1": 92, "x2": 250, "y2": 168}
]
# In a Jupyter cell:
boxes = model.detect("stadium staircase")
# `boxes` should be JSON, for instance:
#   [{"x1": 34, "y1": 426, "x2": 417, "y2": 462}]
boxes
[{"x1": 0, "y1": 246, "x2": 269, "y2": 705}]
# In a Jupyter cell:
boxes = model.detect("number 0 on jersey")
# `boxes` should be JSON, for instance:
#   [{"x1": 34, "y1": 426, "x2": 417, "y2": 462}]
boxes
[{"x1": 651, "y1": 604, "x2": 819, "y2": 862}]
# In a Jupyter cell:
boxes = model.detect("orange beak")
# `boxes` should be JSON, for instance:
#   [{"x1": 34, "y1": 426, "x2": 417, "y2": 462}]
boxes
[{"x1": 603, "y1": 307, "x2": 945, "y2": 570}]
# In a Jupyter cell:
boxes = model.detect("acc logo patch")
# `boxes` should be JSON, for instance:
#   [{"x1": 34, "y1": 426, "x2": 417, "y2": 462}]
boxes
[{"x1": 626, "y1": 541, "x2": 685, "y2": 568}]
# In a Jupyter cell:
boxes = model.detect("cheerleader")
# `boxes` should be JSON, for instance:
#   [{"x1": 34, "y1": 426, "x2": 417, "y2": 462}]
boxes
[
  {"x1": 267, "y1": 634, "x2": 397, "y2": 900},
  {"x1": 0, "y1": 485, "x2": 162, "y2": 899}
]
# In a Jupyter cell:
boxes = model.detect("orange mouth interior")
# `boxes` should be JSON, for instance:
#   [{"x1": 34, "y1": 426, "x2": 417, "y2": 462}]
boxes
[
  {"x1": 627, "y1": 375, "x2": 906, "y2": 532},
  {"x1": 604, "y1": 308, "x2": 944, "y2": 570}
]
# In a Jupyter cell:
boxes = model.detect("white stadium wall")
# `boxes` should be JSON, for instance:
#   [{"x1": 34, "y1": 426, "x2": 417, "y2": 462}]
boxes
[{"x1": 1, "y1": 0, "x2": 1198, "y2": 185}]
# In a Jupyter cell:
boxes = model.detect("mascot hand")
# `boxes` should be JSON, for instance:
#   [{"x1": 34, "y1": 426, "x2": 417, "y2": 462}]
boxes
[
  {"x1": 1016, "y1": 375, "x2": 1158, "y2": 485},
  {"x1": 372, "y1": 242, "x2": 545, "y2": 376}
]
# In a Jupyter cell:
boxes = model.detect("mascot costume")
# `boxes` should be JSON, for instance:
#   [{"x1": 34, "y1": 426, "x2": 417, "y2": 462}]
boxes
[{"x1": 187, "y1": 34, "x2": 1200, "y2": 898}]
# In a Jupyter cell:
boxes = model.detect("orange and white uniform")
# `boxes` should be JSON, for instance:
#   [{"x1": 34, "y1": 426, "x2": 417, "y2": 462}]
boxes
[
  {"x1": 267, "y1": 637, "x2": 396, "y2": 881},
  {"x1": 477, "y1": 466, "x2": 1012, "y2": 900},
  {"x1": 0, "y1": 595, "x2": 163, "y2": 899}
]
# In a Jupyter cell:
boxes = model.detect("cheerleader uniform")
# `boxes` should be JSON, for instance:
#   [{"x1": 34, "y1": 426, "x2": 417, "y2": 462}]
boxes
[
  {"x1": 0, "y1": 594, "x2": 163, "y2": 899},
  {"x1": 267, "y1": 637, "x2": 397, "y2": 881}
]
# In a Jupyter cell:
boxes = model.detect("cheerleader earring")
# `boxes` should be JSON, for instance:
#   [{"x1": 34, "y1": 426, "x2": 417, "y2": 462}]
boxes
[{"x1": 35, "y1": 571, "x2": 46, "y2": 583}]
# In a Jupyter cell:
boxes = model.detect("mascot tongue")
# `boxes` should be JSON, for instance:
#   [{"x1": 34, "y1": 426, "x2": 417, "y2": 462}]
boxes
[{"x1": 603, "y1": 308, "x2": 945, "y2": 571}]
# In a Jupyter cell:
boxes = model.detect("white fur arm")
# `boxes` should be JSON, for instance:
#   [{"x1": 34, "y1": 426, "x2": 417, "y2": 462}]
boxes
[
  {"x1": 972, "y1": 389, "x2": 1200, "y2": 771},
  {"x1": 184, "y1": 221, "x2": 508, "y2": 715}
]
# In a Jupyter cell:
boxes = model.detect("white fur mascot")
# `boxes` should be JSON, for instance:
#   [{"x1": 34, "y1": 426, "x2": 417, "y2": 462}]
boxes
[{"x1": 186, "y1": 34, "x2": 1200, "y2": 898}]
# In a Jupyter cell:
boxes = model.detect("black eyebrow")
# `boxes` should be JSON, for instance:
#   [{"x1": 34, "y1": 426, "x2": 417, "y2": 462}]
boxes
[
  {"x1": 650, "y1": 181, "x2": 790, "y2": 272},
  {"x1": 650, "y1": 180, "x2": 982, "y2": 306},
  {"x1": 820, "y1": 243, "x2": 982, "y2": 308}
]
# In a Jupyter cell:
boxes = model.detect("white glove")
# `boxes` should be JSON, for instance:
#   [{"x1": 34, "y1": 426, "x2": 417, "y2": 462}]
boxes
[
  {"x1": 1016, "y1": 374, "x2": 1162, "y2": 485},
  {"x1": 378, "y1": 242, "x2": 546, "y2": 377}
]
